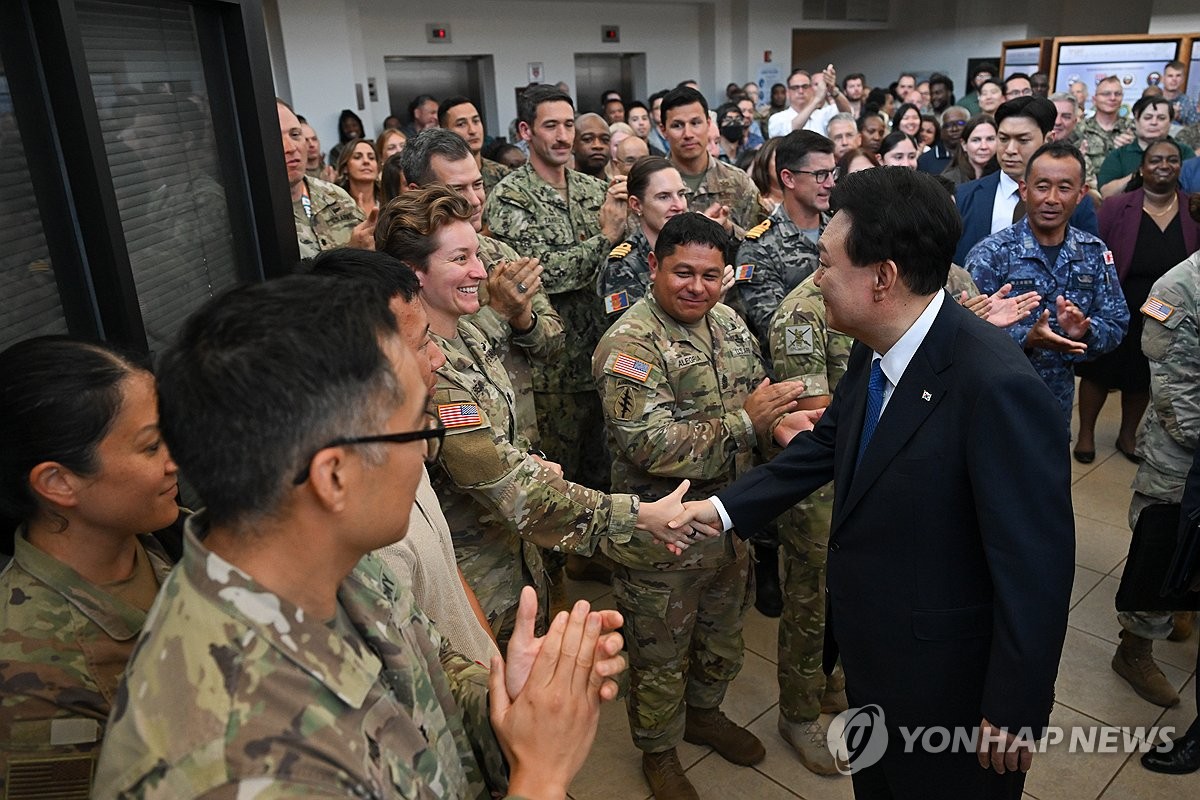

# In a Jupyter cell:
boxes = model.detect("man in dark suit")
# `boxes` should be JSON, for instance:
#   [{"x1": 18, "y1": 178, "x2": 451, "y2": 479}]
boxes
[
  {"x1": 662, "y1": 167, "x2": 1075, "y2": 799},
  {"x1": 953, "y1": 96, "x2": 1098, "y2": 265}
]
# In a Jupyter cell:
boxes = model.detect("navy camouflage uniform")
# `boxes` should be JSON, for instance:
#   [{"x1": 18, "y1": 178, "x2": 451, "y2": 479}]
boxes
[
  {"x1": 597, "y1": 229, "x2": 653, "y2": 322},
  {"x1": 965, "y1": 218, "x2": 1128, "y2": 422}
]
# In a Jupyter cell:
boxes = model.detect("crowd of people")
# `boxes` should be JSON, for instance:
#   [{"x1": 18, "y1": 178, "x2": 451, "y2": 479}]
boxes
[{"x1": 3, "y1": 53, "x2": 1200, "y2": 800}]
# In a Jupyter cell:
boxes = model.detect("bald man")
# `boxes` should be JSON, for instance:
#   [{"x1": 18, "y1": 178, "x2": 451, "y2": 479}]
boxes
[
  {"x1": 574, "y1": 113, "x2": 612, "y2": 179},
  {"x1": 613, "y1": 135, "x2": 650, "y2": 177}
]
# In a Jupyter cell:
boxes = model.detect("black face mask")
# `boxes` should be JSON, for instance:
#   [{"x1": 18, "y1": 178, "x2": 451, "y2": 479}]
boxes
[{"x1": 720, "y1": 123, "x2": 745, "y2": 143}]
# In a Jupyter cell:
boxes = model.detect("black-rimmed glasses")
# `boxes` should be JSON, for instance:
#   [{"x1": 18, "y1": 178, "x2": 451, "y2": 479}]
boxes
[
  {"x1": 789, "y1": 167, "x2": 841, "y2": 184},
  {"x1": 292, "y1": 414, "x2": 445, "y2": 485}
]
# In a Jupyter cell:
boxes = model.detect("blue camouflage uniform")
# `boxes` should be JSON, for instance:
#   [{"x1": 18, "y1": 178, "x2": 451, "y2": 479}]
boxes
[{"x1": 965, "y1": 218, "x2": 1128, "y2": 422}]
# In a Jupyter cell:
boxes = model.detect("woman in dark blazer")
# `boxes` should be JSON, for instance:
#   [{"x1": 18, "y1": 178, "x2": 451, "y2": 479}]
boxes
[{"x1": 1074, "y1": 141, "x2": 1200, "y2": 462}]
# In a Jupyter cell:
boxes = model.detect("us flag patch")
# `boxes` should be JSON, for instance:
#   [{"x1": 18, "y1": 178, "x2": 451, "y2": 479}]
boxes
[
  {"x1": 1141, "y1": 296, "x2": 1175, "y2": 323},
  {"x1": 612, "y1": 352, "x2": 652, "y2": 382},
  {"x1": 735, "y1": 263, "x2": 755, "y2": 282},
  {"x1": 605, "y1": 291, "x2": 630, "y2": 315},
  {"x1": 438, "y1": 403, "x2": 483, "y2": 428}
]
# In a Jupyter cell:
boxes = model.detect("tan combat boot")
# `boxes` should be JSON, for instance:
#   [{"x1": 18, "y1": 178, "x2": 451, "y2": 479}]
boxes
[
  {"x1": 683, "y1": 705, "x2": 766, "y2": 765},
  {"x1": 778, "y1": 713, "x2": 840, "y2": 776},
  {"x1": 1112, "y1": 630, "x2": 1180, "y2": 707},
  {"x1": 642, "y1": 749, "x2": 700, "y2": 800},
  {"x1": 821, "y1": 664, "x2": 848, "y2": 713},
  {"x1": 1169, "y1": 611, "x2": 1195, "y2": 642}
]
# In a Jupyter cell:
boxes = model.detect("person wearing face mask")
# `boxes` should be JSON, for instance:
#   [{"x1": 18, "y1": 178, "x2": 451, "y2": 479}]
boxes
[
  {"x1": 1098, "y1": 97, "x2": 1195, "y2": 198},
  {"x1": 715, "y1": 102, "x2": 750, "y2": 165}
]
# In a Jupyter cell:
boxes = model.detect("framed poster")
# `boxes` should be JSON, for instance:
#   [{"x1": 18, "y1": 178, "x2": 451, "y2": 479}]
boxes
[
  {"x1": 1050, "y1": 35, "x2": 1185, "y2": 116},
  {"x1": 1000, "y1": 39, "x2": 1049, "y2": 78}
]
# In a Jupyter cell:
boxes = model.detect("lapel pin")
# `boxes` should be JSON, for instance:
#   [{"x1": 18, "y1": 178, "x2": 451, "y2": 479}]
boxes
[{"x1": 921, "y1": 390, "x2": 932, "y2": 402}]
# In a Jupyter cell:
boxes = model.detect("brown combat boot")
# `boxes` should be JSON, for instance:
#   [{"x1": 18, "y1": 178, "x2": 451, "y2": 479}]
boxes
[
  {"x1": 642, "y1": 749, "x2": 700, "y2": 800},
  {"x1": 1112, "y1": 630, "x2": 1180, "y2": 707},
  {"x1": 683, "y1": 705, "x2": 766, "y2": 765}
]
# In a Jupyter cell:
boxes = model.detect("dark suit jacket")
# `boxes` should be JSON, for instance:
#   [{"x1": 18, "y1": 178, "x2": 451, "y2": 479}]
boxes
[
  {"x1": 1098, "y1": 188, "x2": 1200, "y2": 283},
  {"x1": 717, "y1": 296, "x2": 1074, "y2": 736},
  {"x1": 954, "y1": 171, "x2": 1099, "y2": 264}
]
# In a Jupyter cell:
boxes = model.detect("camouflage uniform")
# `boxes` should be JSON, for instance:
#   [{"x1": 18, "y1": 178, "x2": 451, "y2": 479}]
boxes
[
  {"x1": 731, "y1": 204, "x2": 829, "y2": 346},
  {"x1": 470, "y1": 232, "x2": 565, "y2": 447},
  {"x1": 483, "y1": 164, "x2": 613, "y2": 490},
  {"x1": 592, "y1": 294, "x2": 764, "y2": 752},
  {"x1": 1078, "y1": 116, "x2": 1134, "y2": 192},
  {"x1": 0, "y1": 533, "x2": 172, "y2": 798},
  {"x1": 293, "y1": 176, "x2": 364, "y2": 260},
  {"x1": 678, "y1": 156, "x2": 765, "y2": 237},
  {"x1": 431, "y1": 319, "x2": 637, "y2": 646},
  {"x1": 480, "y1": 157, "x2": 511, "y2": 194},
  {"x1": 597, "y1": 228, "x2": 652, "y2": 323},
  {"x1": 766, "y1": 276, "x2": 851, "y2": 724},
  {"x1": 1124, "y1": 252, "x2": 1200, "y2": 638},
  {"x1": 965, "y1": 218, "x2": 1128, "y2": 423},
  {"x1": 945, "y1": 263, "x2": 982, "y2": 299},
  {"x1": 92, "y1": 522, "x2": 505, "y2": 800}
]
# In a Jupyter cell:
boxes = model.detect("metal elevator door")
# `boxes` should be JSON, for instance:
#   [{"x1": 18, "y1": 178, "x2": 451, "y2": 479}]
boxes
[
  {"x1": 383, "y1": 55, "x2": 499, "y2": 136},
  {"x1": 574, "y1": 53, "x2": 645, "y2": 115}
]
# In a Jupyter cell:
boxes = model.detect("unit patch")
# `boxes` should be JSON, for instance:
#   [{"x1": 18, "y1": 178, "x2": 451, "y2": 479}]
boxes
[{"x1": 785, "y1": 325, "x2": 814, "y2": 356}]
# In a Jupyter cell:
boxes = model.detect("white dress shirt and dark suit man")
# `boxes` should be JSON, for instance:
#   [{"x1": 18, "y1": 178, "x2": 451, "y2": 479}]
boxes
[{"x1": 667, "y1": 167, "x2": 1075, "y2": 799}]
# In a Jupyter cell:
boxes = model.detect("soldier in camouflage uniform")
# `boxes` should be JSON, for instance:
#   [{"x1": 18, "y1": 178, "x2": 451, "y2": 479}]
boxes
[
  {"x1": 398, "y1": 128, "x2": 565, "y2": 448},
  {"x1": 966, "y1": 145, "x2": 1128, "y2": 424},
  {"x1": 93, "y1": 273, "x2": 626, "y2": 800},
  {"x1": 660, "y1": 87, "x2": 765, "y2": 238},
  {"x1": 0, "y1": 338, "x2": 182, "y2": 799},
  {"x1": 1112, "y1": 234, "x2": 1200, "y2": 709},
  {"x1": 1078, "y1": 77, "x2": 1135, "y2": 191},
  {"x1": 0, "y1": 532, "x2": 174, "y2": 797},
  {"x1": 483, "y1": 85, "x2": 630, "y2": 492},
  {"x1": 732, "y1": 131, "x2": 835, "y2": 351},
  {"x1": 278, "y1": 101, "x2": 370, "y2": 260},
  {"x1": 480, "y1": 157, "x2": 511, "y2": 194},
  {"x1": 436, "y1": 95, "x2": 512, "y2": 194},
  {"x1": 593, "y1": 214, "x2": 806, "y2": 800},
  {"x1": 766, "y1": 274, "x2": 851, "y2": 775}
]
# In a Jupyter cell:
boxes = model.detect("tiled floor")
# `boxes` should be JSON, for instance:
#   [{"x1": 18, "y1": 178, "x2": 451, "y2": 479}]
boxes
[{"x1": 563, "y1": 392, "x2": 1199, "y2": 799}]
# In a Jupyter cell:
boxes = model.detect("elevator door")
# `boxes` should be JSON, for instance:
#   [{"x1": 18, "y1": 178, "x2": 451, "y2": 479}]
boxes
[
  {"x1": 574, "y1": 53, "x2": 644, "y2": 114},
  {"x1": 384, "y1": 56, "x2": 498, "y2": 135}
]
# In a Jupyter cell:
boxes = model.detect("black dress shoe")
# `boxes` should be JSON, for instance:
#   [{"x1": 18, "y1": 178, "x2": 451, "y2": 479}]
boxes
[
  {"x1": 1073, "y1": 448, "x2": 1095, "y2": 464},
  {"x1": 1141, "y1": 731, "x2": 1200, "y2": 774},
  {"x1": 1116, "y1": 440, "x2": 1142, "y2": 463}
]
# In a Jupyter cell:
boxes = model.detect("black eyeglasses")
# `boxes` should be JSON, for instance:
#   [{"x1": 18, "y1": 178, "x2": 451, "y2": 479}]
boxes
[
  {"x1": 292, "y1": 414, "x2": 445, "y2": 485},
  {"x1": 788, "y1": 167, "x2": 841, "y2": 184}
]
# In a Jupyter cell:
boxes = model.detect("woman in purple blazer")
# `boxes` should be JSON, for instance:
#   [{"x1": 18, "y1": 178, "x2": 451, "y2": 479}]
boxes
[{"x1": 1074, "y1": 142, "x2": 1200, "y2": 463}]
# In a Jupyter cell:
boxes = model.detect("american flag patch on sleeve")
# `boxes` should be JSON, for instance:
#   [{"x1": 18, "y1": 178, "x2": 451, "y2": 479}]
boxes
[
  {"x1": 438, "y1": 403, "x2": 483, "y2": 428},
  {"x1": 1140, "y1": 296, "x2": 1175, "y2": 323},
  {"x1": 611, "y1": 352, "x2": 652, "y2": 382}
]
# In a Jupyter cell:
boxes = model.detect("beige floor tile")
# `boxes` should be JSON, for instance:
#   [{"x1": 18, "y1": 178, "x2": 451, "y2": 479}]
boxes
[
  {"x1": 1074, "y1": 514, "x2": 1133, "y2": 575},
  {"x1": 743, "y1": 712, "x2": 856, "y2": 800},
  {"x1": 1154, "y1": 671, "x2": 1195, "y2": 735},
  {"x1": 1073, "y1": 475, "x2": 1139, "y2": 529},
  {"x1": 1054, "y1": 628, "x2": 1192, "y2": 728},
  {"x1": 1023, "y1": 705, "x2": 1130, "y2": 800},
  {"x1": 1072, "y1": 567, "x2": 1107, "y2": 610},
  {"x1": 1099, "y1": 751, "x2": 1200, "y2": 799},
  {"x1": 684, "y1": 750, "x2": 807, "y2": 799},
  {"x1": 742, "y1": 608, "x2": 780, "y2": 664},
  {"x1": 721, "y1": 649, "x2": 780, "y2": 727}
]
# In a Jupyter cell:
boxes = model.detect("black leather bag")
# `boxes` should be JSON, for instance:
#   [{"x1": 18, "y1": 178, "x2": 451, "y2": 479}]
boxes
[{"x1": 1116, "y1": 503, "x2": 1200, "y2": 612}]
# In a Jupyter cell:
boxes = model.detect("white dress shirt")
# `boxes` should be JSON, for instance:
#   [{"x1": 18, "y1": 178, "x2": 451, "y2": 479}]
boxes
[
  {"x1": 990, "y1": 171, "x2": 1021, "y2": 235},
  {"x1": 710, "y1": 291, "x2": 945, "y2": 533}
]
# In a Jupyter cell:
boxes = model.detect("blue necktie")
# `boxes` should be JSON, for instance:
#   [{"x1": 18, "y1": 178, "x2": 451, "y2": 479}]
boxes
[{"x1": 856, "y1": 358, "x2": 886, "y2": 467}]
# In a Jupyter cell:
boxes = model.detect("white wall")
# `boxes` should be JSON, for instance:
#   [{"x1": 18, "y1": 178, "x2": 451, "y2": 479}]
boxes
[
  {"x1": 271, "y1": 0, "x2": 1200, "y2": 150},
  {"x1": 275, "y1": 0, "x2": 703, "y2": 148}
]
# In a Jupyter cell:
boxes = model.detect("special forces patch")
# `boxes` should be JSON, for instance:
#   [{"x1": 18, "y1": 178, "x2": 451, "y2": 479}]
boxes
[
  {"x1": 785, "y1": 324, "x2": 814, "y2": 356},
  {"x1": 610, "y1": 384, "x2": 646, "y2": 420}
]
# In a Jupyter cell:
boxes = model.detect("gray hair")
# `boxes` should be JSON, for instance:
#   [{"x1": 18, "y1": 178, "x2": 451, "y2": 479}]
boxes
[
  {"x1": 399, "y1": 128, "x2": 472, "y2": 187},
  {"x1": 1048, "y1": 93, "x2": 1079, "y2": 112}
]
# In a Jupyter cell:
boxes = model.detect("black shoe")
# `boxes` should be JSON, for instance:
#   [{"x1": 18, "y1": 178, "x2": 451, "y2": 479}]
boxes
[
  {"x1": 1073, "y1": 448, "x2": 1095, "y2": 464},
  {"x1": 1116, "y1": 440, "x2": 1142, "y2": 463},
  {"x1": 1141, "y1": 731, "x2": 1200, "y2": 774},
  {"x1": 753, "y1": 543, "x2": 782, "y2": 618}
]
